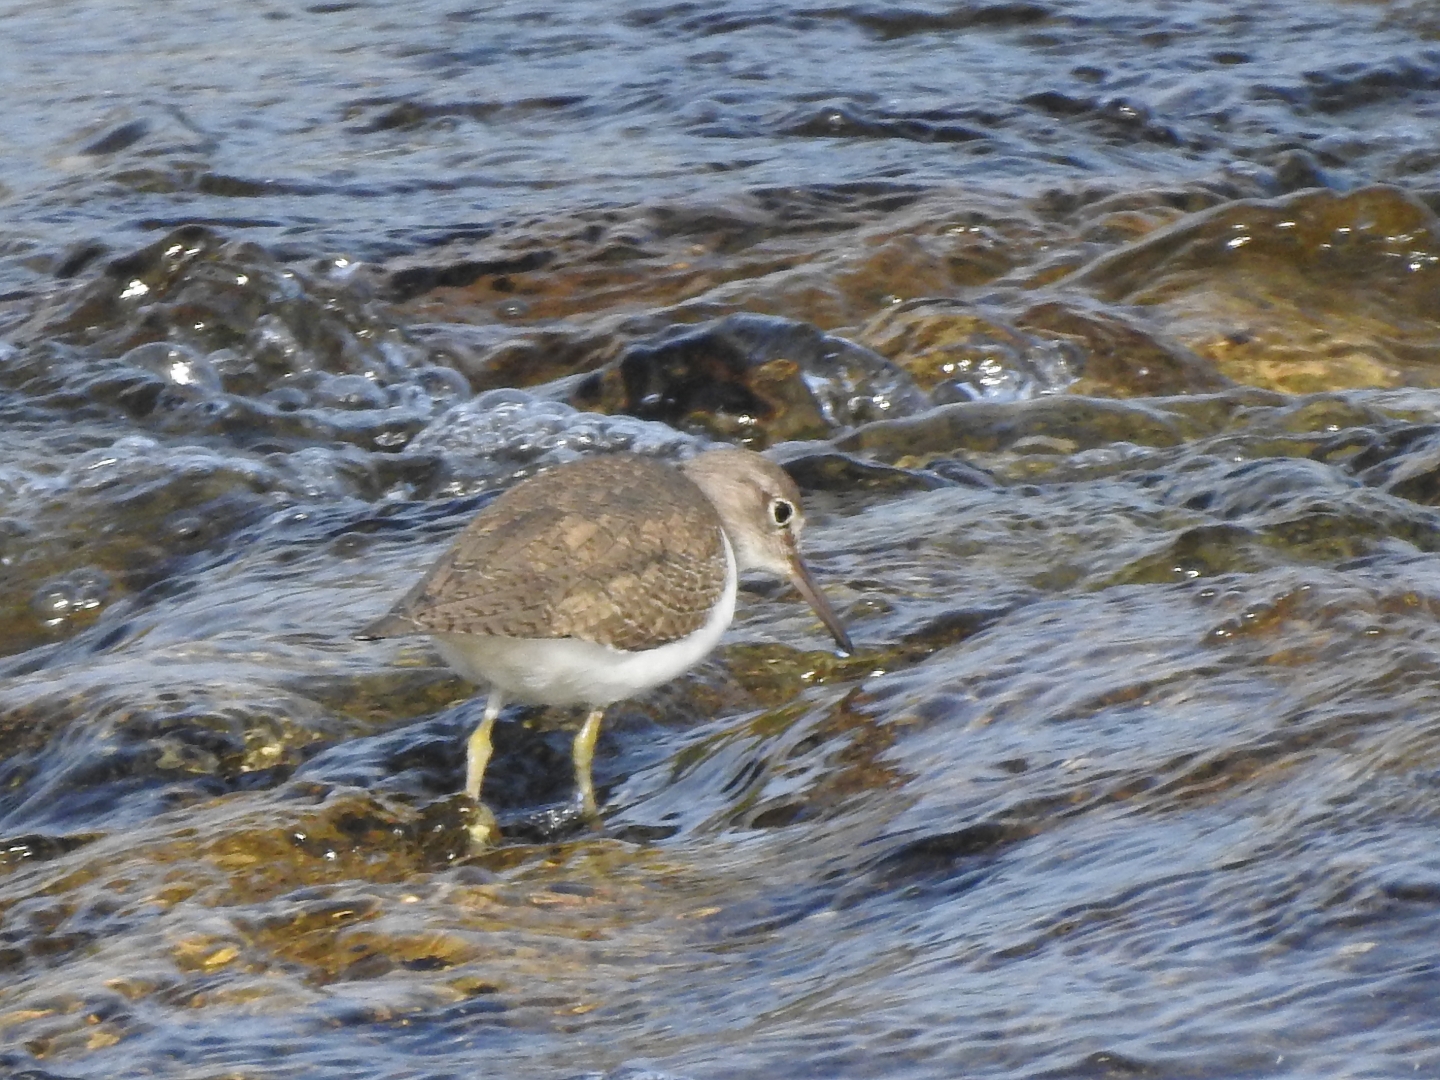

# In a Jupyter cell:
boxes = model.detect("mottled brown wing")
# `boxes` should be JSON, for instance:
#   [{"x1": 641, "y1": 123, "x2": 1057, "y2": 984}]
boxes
[{"x1": 364, "y1": 454, "x2": 729, "y2": 651}]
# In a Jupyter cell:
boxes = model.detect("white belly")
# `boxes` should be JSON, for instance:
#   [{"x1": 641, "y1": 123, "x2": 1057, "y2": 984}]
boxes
[{"x1": 430, "y1": 538, "x2": 737, "y2": 708}]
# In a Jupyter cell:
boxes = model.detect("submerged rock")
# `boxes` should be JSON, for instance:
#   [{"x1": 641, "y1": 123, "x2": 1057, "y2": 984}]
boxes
[{"x1": 571, "y1": 312, "x2": 929, "y2": 445}]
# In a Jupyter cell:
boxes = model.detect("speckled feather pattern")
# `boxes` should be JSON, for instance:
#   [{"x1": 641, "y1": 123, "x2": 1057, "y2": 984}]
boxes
[{"x1": 371, "y1": 454, "x2": 730, "y2": 651}]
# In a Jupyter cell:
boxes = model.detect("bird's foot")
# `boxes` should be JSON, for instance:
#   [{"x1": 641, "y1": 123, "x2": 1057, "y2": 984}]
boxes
[
  {"x1": 572, "y1": 788, "x2": 604, "y2": 834},
  {"x1": 464, "y1": 799, "x2": 501, "y2": 849}
]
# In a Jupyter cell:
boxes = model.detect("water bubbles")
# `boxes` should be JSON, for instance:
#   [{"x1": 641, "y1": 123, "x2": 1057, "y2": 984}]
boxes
[
  {"x1": 321, "y1": 256, "x2": 362, "y2": 282},
  {"x1": 286, "y1": 446, "x2": 368, "y2": 500},
  {"x1": 473, "y1": 388, "x2": 537, "y2": 414},
  {"x1": 166, "y1": 515, "x2": 206, "y2": 542},
  {"x1": 412, "y1": 364, "x2": 471, "y2": 406},
  {"x1": 119, "y1": 342, "x2": 222, "y2": 393},
  {"x1": 251, "y1": 313, "x2": 305, "y2": 367},
  {"x1": 313, "y1": 373, "x2": 389, "y2": 411},
  {"x1": 31, "y1": 568, "x2": 112, "y2": 628},
  {"x1": 63, "y1": 435, "x2": 163, "y2": 492}
]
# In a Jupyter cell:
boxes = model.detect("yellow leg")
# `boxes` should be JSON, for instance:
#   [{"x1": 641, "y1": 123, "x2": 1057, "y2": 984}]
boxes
[
  {"x1": 465, "y1": 690, "x2": 503, "y2": 801},
  {"x1": 572, "y1": 707, "x2": 606, "y2": 817}
]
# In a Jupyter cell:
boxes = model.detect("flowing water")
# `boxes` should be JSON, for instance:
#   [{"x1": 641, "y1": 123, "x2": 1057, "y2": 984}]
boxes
[{"x1": 3, "y1": 1, "x2": 1440, "y2": 1077}]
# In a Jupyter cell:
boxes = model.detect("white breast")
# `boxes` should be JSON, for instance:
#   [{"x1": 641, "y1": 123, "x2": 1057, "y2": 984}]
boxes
[{"x1": 430, "y1": 535, "x2": 738, "y2": 707}]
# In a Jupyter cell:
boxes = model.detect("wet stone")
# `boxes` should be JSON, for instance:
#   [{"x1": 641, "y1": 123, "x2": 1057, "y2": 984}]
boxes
[
  {"x1": 1062, "y1": 186, "x2": 1440, "y2": 391},
  {"x1": 571, "y1": 312, "x2": 929, "y2": 445}
]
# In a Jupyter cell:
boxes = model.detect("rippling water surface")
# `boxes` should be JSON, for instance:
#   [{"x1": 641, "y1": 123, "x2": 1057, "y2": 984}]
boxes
[
  {"x1": 3, "y1": 0, "x2": 1439, "y2": 286},
  {"x1": 3, "y1": 1, "x2": 1440, "y2": 1078}
]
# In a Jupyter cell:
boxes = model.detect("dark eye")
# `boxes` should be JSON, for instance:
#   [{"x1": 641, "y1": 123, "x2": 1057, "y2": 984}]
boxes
[{"x1": 770, "y1": 498, "x2": 794, "y2": 527}]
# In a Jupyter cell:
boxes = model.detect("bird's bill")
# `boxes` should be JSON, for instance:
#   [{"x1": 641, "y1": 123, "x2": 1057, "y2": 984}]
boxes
[{"x1": 787, "y1": 554, "x2": 854, "y2": 655}]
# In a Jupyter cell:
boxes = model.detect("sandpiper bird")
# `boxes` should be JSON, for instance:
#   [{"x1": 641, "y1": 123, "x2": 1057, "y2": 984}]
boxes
[{"x1": 359, "y1": 447, "x2": 852, "y2": 822}]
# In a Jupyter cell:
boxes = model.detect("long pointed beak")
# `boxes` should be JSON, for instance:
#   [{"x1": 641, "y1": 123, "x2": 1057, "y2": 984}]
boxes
[{"x1": 787, "y1": 550, "x2": 853, "y2": 655}]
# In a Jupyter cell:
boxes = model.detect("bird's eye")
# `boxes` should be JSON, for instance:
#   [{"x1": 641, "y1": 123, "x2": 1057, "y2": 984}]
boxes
[{"x1": 770, "y1": 498, "x2": 795, "y2": 527}]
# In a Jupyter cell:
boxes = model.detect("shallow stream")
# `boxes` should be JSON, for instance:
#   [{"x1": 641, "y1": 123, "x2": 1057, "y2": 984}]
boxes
[{"x1": 3, "y1": 2, "x2": 1440, "y2": 1077}]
